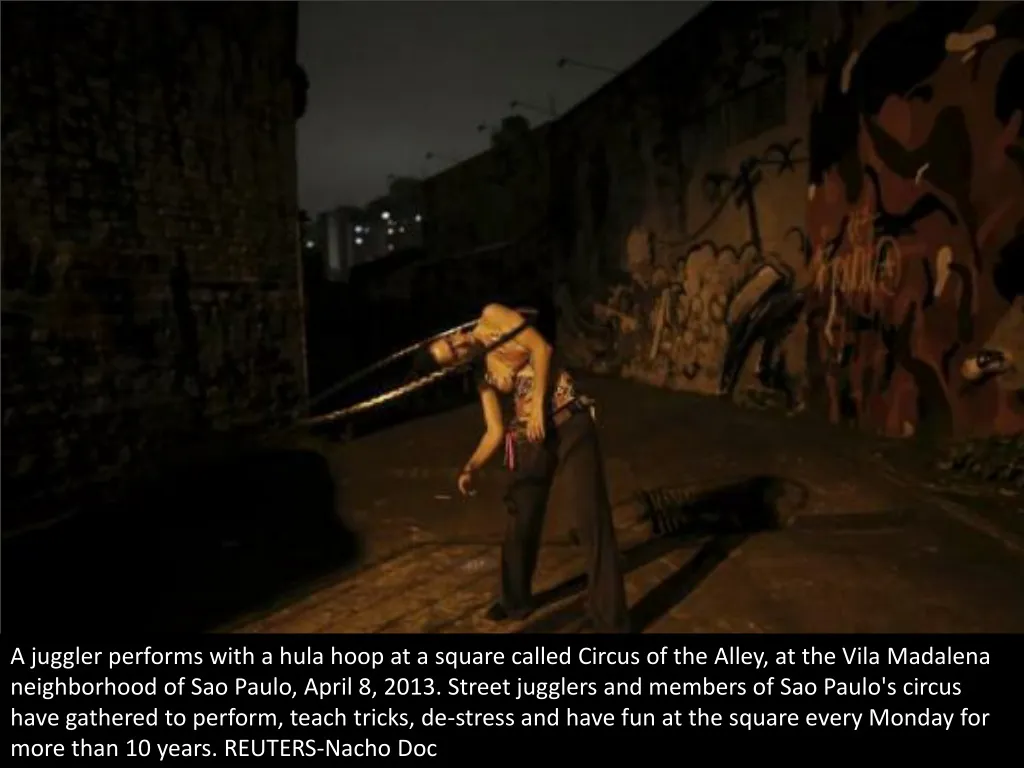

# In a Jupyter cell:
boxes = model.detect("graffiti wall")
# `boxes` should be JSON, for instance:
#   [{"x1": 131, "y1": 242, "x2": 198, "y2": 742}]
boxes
[
  {"x1": 554, "y1": 2, "x2": 814, "y2": 401},
  {"x1": 805, "y1": 1, "x2": 1024, "y2": 438},
  {"x1": 553, "y1": 0, "x2": 1023, "y2": 441}
]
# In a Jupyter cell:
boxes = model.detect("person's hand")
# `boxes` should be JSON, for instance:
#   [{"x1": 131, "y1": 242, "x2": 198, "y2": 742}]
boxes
[
  {"x1": 457, "y1": 468, "x2": 476, "y2": 496},
  {"x1": 526, "y1": 406, "x2": 546, "y2": 443}
]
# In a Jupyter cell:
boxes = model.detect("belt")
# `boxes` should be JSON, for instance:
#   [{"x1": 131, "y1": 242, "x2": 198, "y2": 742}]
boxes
[{"x1": 503, "y1": 397, "x2": 596, "y2": 470}]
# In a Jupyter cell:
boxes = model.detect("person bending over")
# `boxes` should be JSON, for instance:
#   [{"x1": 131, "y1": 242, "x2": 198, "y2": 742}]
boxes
[{"x1": 421, "y1": 303, "x2": 630, "y2": 632}]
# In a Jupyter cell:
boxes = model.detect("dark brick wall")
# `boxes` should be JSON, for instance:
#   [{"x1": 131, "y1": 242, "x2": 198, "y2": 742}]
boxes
[{"x1": 1, "y1": 2, "x2": 306, "y2": 528}]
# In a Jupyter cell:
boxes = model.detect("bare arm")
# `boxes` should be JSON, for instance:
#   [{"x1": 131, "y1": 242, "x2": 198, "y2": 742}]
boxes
[
  {"x1": 480, "y1": 303, "x2": 553, "y2": 413},
  {"x1": 462, "y1": 385, "x2": 505, "y2": 473}
]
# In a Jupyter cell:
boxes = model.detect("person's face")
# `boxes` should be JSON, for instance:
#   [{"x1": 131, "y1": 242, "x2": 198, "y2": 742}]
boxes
[{"x1": 428, "y1": 331, "x2": 476, "y2": 367}]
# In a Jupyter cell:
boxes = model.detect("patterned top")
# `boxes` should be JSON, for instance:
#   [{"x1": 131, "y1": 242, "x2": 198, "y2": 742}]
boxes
[{"x1": 474, "y1": 319, "x2": 579, "y2": 425}]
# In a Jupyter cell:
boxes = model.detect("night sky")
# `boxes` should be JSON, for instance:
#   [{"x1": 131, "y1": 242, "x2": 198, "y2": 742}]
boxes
[{"x1": 297, "y1": 1, "x2": 708, "y2": 214}]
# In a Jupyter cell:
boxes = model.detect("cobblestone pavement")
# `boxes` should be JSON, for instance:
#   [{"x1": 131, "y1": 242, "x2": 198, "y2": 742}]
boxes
[{"x1": 236, "y1": 378, "x2": 1024, "y2": 634}]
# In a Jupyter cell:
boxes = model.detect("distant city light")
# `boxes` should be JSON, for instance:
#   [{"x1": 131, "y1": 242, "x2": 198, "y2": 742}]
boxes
[
  {"x1": 305, "y1": 240, "x2": 315, "y2": 248},
  {"x1": 414, "y1": 214, "x2": 422, "y2": 222},
  {"x1": 387, "y1": 227, "x2": 395, "y2": 235},
  {"x1": 398, "y1": 226, "x2": 406, "y2": 234},
  {"x1": 388, "y1": 243, "x2": 395, "y2": 251},
  {"x1": 355, "y1": 237, "x2": 363, "y2": 245},
  {"x1": 354, "y1": 225, "x2": 363, "y2": 234},
  {"x1": 381, "y1": 211, "x2": 391, "y2": 220}
]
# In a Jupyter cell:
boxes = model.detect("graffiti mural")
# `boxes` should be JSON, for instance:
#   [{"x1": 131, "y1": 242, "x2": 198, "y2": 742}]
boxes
[
  {"x1": 805, "y1": 1, "x2": 1024, "y2": 438},
  {"x1": 555, "y1": 1, "x2": 1020, "y2": 441},
  {"x1": 573, "y1": 136, "x2": 810, "y2": 402}
]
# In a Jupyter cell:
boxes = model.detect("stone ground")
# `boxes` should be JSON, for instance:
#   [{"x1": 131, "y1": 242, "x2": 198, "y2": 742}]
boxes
[{"x1": 232, "y1": 378, "x2": 1024, "y2": 635}]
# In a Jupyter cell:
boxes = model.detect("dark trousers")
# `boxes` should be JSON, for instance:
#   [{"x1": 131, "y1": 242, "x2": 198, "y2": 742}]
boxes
[{"x1": 500, "y1": 410, "x2": 630, "y2": 632}]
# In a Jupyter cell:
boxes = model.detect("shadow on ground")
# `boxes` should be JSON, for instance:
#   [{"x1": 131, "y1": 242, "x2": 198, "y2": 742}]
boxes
[
  {"x1": 4, "y1": 447, "x2": 359, "y2": 632},
  {"x1": 515, "y1": 475, "x2": 807, "y2": 633}
]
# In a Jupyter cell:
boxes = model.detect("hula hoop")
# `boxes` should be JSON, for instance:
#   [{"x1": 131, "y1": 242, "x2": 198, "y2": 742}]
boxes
[
  {"x1": 303, "y1": 319, "x2": 475, "y2": 415},
  {"x1": 298, "y1": 307, "x2": 539, "y2": 429},
  {"x1": 300, "y1": 366, "x2": 466, "y2": 428}
]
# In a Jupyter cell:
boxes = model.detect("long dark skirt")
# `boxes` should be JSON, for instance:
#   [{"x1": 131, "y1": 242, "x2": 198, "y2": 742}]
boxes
[{"x1": 499, "y1": 409, "x2": 630, "y2": 632}]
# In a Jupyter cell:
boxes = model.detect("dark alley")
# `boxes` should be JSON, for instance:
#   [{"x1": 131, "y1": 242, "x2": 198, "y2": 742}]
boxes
[{"x1": 2, "y1": 2, "x2": 1023, "y2": 637}]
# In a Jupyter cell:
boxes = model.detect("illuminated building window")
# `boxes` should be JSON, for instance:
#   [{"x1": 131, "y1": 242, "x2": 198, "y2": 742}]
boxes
[
  {"x1": 355, "y1": 237, "x2": 363, "y2": 245},
  {"x1": 399, "y1": 226, "x2": 405, "y2": 234},
  {"x1": 414, "y1": 214, "x2": 422, "y2": 223},
  {"x1": 388, "y1": 227, "x2": 395, "y2": 235},
  {"x1": 388, "y1": 243, "x2": 395, "y2": 251},
  {"x1": 381, "y1": 211, "x2": 391, "y2": 221}
]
